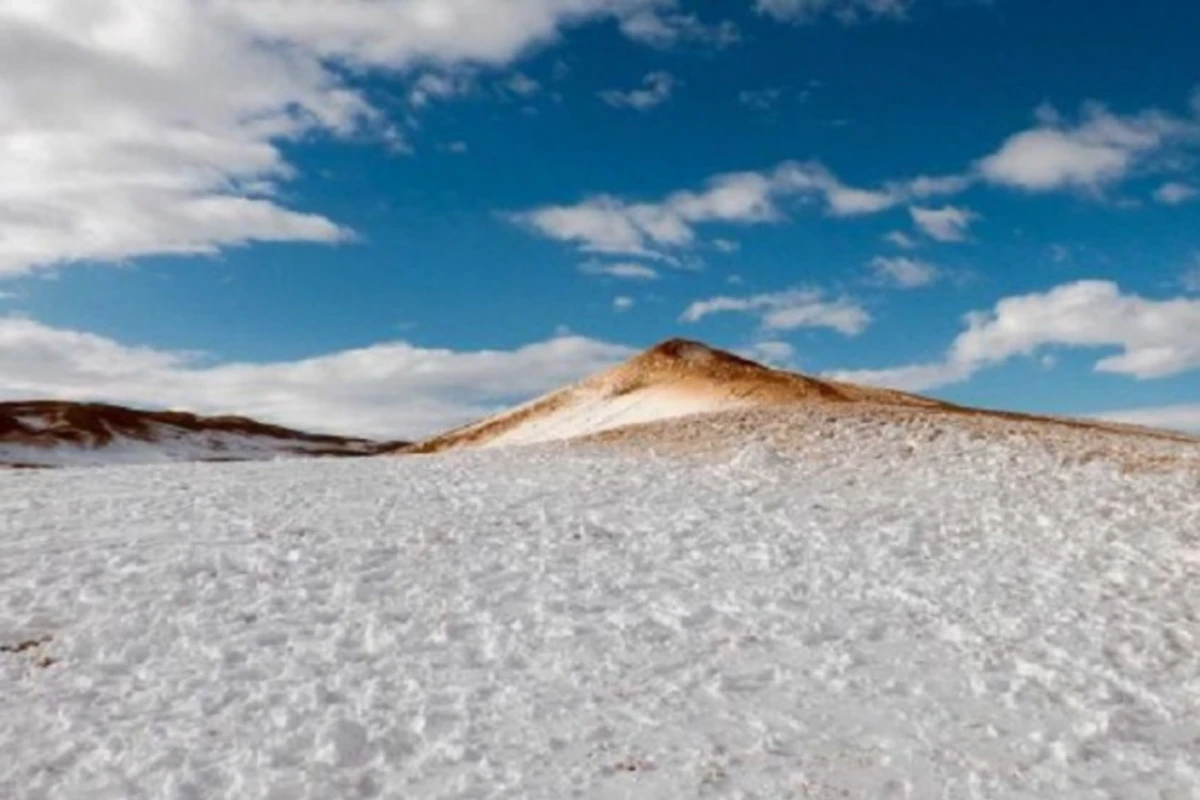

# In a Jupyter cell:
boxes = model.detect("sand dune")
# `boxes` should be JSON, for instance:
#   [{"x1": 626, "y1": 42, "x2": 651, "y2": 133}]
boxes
[
  {"x1": 403, "y1": 339, "x2": 1198, "y2": 474},
  {"x1": 405, "y1": 339, "x2": 1186, "y2": 449},
  {"x1": 405, "y1": 338, "x2": 944, "y2": 453}
]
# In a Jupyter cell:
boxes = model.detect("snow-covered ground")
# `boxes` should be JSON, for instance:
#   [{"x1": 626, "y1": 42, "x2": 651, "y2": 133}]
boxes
[
  {"x1": 2, "y1": 425, "x2": 1199, "y2": 799},
  {"x1": 0, "y1": 429, "x2": 375, "y2": 468}
]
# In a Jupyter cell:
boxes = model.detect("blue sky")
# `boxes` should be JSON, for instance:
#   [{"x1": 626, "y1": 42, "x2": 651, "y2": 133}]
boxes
[{"x1": 1, "y1": 0, "x2": 1199, "y2": 438}]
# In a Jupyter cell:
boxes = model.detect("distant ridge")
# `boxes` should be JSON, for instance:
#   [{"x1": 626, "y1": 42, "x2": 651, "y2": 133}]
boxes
[{"x1": 0, "y1": 401, "x2": 403, "y2": 468}]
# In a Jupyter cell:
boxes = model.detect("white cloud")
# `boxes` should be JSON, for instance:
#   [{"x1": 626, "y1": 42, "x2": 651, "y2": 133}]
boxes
[
  {"x1": 515, "y1": 160, "x2": 942, "y2": 258},
  {"x1": 503, "y1": 72, "x2": 542, "y2": 97},
  {"x1": 408, "y1": 71, "x2": 476, "y2": 108},
  {"x1": 1094, "y1": 405, "x2": 1200, "y2": 433},
  {"x1": 1182, "y1": 259, "x2": 1200, "y2": 293},
  {"x1": 713, "y1": 238, "x2": 741, "y2": 253},
  {"x1": 613, "y1": 296, "x2": 635, "y2": 312},
  {"x1": 0, "y1": 315, "x2": 634, "y2": 439},
  {"x1": 739, "y1": 340, "x2": 796, "y2": 366},
  {"x1": 884, "y1": 230, "x2": 918, "y2": 249},
  {"x1": 825, "y1": 186, "x2": 898, "y2": 216},
  {"x1": 514, "y1": 171, "x2": 775, "y2": 257},
  {"x1": 1155, "y1": 182, "x2": 1197, "y2": 205},
  {"x1": 756, "y1": 0, "x2": 914, "y2": 23},
  {"x1": 911, "y1": 205, "x2": 977, "y2": 242},
  {"x1": 831, "y1": 281, "x2": 1200, "y2": 391},
  {"x1": 978, "y1": 103, "x2": 1198, "y2": 192},
  {"x1": 440, "y1": 141, "x2": 469, "y2": 154},
  {"x1": 619, "y1": 10, "x2": 740, "y2": 48},
  {"x1": 579, "y1": 261, "x2": 660, "y2": 280},
  {"x1": 681, "y1": 289, "x2": 870, "y2": 335},
  {"x1": 0, "y1": 0, "x2": 671, "y2": 277},
  {"x1": 867, "y1": 256, "x2": 939, "y2": 289},
  {"x1": 898, "y1": 174, "x2": 975, "y2": 198},
  {"x1": 515, "y1": 197, "x2": 678, "y2": 258},
  {"x1": 599, "y1": 71, "x2": 679, "y2": 111},
  {"x1": 739, "y1": 88, "x2": 785, "y2": 110}
]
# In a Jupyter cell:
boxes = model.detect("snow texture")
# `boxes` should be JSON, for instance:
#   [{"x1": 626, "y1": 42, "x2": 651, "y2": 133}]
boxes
[
  {"x1": 2, "y1": 424, "x2": 1200, "y2": 799},
  {"x1": 0, "y1": 429, "x2": 376, "y2": 468},
  {"x1": 486, "y1": 386, "x2": 743, "y2": 448}
]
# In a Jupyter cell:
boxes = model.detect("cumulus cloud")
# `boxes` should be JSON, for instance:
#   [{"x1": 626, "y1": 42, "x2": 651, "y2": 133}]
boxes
[
  {"x1": 831, "y1": 281, "x2": 1200, "y2": 391},
  {"x1": 0, "y1": 0, "x2": 672, "y2": 276},
  {"x1": 978, "y1": 103, "x2": 1199, "y2": 192},
  {"x1": 599, "y1": 71, "x2": 679, "y2": 110},
  {"x1": 579, "y1": 261, "x2": 661, "y2": 280},
  {"x1": 756, "y1": 0, "x2": 914, "y2": 23},
  {"x1": 911, "y1": 205, "x2": 977, "y2": 242},
  {"x1": 612, "y1": 296, "x2": 635, "y2": 312},
  {"x1": 514, "y1": 161, "x2": 949, "y2": 258},
  {"x1": 1154, "y1": 182, "x2": 1197, "y2": 205},
  {"x1": 681, "y1": 289, "x2": 870, "y2": 335},
  {"x1": 867, "y1": 256, "x2": 939, "y2": 288},
  {"x1": 0, "y1": 315, "x2": 634, "y2": 439}
]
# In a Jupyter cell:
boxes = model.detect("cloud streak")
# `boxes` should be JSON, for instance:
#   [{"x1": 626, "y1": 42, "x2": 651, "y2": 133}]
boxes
[
  {"x1": 681, "y1": 289, "x2": 871, "y2": 335},
  {"x1": 513, "y1": 161, "x2": 963, "y2": 258},
  {"x1": 600, "y1": 71, "x2": 679, "y2": 110},
  {"x1": 756, "y1": 0, "x2": 914, "y2": 24}
]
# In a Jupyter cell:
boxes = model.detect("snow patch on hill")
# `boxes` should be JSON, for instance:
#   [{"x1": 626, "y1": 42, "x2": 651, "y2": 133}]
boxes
[{"x1": 485, "y1": 385, "x2": 745, "y2": 447}]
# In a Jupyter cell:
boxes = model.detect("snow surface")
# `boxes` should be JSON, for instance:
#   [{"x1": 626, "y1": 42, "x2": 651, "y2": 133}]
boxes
[
  {"x1": 14, "y1": 414, "x2": 53, "y2": 432},
  {"x1": 0, "y1": 428, "x2": 373, "y2": 468},
  {"x1": 484, "y1": 386, "x2": 744, "y2": 448},
  {"x1": 3, "y1": 425, "x2": 1200, "y2": 799}
]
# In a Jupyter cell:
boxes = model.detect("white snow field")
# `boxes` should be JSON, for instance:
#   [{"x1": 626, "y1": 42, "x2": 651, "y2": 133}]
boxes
[
  {"x1": 0, "y1": 429, "x2": 377, "y2": 469},
  {"x1": 2, "y1": 424, "x2": 1199, "y2": 799}
]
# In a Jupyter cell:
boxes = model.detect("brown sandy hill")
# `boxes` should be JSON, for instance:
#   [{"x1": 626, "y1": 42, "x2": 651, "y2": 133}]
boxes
[
  {"x1": 401, "y1": 339, "x2": 1197, "y2": 464},
  {"x1": 404, "y1": 338, "x2": 951, "y2": 454},
  {"x1": 0, "y1": 401, "x2": 403, "y2": 467}
]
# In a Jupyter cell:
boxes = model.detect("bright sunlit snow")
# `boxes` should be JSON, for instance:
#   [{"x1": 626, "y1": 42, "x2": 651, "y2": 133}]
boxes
[
  {"x1": 485, "y1": 386, "x2": 745, "y2": 449},
  {"x1": 0, "y1": 430, "x2": 378, "y2": 469},
  {"x1": 2, "y1": 425, "x2": 1199, "y2": 798}
]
